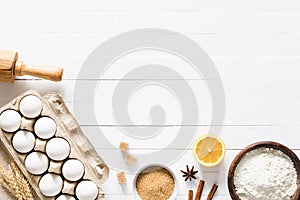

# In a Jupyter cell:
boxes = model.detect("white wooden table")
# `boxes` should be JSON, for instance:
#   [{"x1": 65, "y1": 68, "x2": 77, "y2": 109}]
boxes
[{"x1": 1, "y1": 0, "x2": 300, "y2": 199}]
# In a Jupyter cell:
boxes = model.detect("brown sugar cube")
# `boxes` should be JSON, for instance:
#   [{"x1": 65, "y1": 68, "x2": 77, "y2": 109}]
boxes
[
  {"x1": 125, "y1": 154, "x2": 137, "y2": 165},
  {"x1": 119, "y1": 142, "x2": 129, "y2": 152},
  {"x1": 117, "y1": 172, "x2": 127, "y2": 184}
]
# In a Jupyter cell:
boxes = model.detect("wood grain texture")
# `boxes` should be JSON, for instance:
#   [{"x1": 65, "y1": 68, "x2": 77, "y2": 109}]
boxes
[
  {"x1": 0, "y1": 50, "x2": 17, "y2": 82},
  {"x1": 14, "y1": 61, "x2": 63, "y2": 82},
  {"x1": 0, "y1": 0, "x2": 300, "y2": 199},
  {"x1": 0, "y1": 50, "x2": 63, "y2": 82}
]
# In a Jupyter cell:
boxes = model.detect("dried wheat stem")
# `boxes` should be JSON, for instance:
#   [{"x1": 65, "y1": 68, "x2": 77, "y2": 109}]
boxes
[
  {"x1": 12, "y1": 163, "x2": 33, "y2": 200},
  {"x1": 0, "y1": 162, "x2": 33, "y2": 200}
]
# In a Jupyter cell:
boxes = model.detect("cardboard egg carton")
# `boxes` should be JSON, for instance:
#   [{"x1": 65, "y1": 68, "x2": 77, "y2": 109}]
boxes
[{"x1": 0, "y1": 90, "x2": 109, "y2": 200}]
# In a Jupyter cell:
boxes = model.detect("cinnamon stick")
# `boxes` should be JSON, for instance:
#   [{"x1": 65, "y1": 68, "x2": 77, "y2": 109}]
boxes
[
  {"x1": 188, "y1": 190, "x2": 193, "y2": 200},
  {"x1": 194, "y1": 180, "x2": 205, "y2": 200},
  {"x1": 206, "y1": 184, "x2": 218, "y2": 200}
]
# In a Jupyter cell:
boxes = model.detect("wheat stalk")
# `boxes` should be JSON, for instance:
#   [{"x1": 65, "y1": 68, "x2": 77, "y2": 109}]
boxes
[
  {"x1": 0, "y1": 162, "x2": 33, "y2": 200},
  {"x1": 11, "y1": 163, "x2": 33, "y2": 200}
]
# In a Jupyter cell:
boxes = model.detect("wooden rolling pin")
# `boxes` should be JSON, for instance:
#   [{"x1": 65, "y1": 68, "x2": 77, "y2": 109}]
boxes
[{"x1": 0, "y1": 50, "x2": 63, "y2": 83}]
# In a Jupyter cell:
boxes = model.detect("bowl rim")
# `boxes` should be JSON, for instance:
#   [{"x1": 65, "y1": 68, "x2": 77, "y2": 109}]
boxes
[
  {"x1": 133, "y1": 164, "x2": 178, "y2": 200},
  {"x1": 227, "y1": 141, "x2": 300, "y2": 200}
]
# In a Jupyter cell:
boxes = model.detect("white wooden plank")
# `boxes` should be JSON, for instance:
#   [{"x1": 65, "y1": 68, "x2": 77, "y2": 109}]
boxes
[
  {"x1": 0, "y1": 10, "x2": 298, "y2": 35},
  {"x1": 1, "y1": 79, "x2": 300, "y2": 104},
  {"x1": 1, "y1": 0, "x2": 300, "y2": 12},
  {"x1": 74, "y1": 101, "x2": 300, "y2": 125},
  {"x1": 0, "y1": 10, "x2": 300, "y2": 60},
  {"x1": 10, "y1": 57, "x2": 300, "y2": 81},
  {"x1": 83, "y1": 125, "x2": 300, "y2": 150},
  {"x1": 1, "y1": 32, "x2": 300, "y2": 58}
]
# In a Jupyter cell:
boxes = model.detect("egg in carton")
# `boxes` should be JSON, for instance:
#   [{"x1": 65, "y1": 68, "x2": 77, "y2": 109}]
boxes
[{"x1": 0, "y1": 90, "x2": 109, "y2": 200}]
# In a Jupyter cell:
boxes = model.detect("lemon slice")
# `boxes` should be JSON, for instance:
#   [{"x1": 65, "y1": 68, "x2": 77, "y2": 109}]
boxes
[{"x1": 193, "y1": 134, "x2": 226, "y2": 167}]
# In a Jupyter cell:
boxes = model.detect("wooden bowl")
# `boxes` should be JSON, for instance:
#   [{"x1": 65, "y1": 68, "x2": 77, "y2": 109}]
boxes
[{"x1": 228, "y1": 141, "x2": 300, "y2": 200}]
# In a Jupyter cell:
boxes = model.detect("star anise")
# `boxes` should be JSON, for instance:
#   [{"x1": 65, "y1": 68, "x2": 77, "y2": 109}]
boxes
[{"x1": 180, "y1": 165, "x2": 198, "y2": 181}]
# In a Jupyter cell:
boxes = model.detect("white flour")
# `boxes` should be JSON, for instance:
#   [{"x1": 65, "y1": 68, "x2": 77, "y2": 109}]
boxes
[{"x1": 234, "y1": 147, "x2": 298, "y2": 200}]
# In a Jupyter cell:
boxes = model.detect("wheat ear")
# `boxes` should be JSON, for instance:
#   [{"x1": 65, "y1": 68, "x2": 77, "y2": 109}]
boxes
[
  {"x1": 11, "y1": 163, "x2": 33, "y2": 200},
  {"x1": 0, "y1": 162, "x2": 33, "y2": 200}
]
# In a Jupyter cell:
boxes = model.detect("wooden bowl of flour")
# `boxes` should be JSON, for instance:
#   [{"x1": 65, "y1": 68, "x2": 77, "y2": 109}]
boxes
[{"x1": 228, "y1": 141, "x2": 300, "y2": 200}]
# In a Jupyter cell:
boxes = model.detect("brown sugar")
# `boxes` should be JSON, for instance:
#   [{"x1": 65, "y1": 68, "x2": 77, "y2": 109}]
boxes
[
  {"x1": 116, "y1": 172, "x2": 127, "y2": 184},
  {"x1": 119, "y1": 142, "x2": 129, "y2": 152},
  {"x1": 136, "y1": 167, "x2": 175, "y2": 200},
  {"x1": 125, "y1": 154, "x2": 137, "y2": 165}
]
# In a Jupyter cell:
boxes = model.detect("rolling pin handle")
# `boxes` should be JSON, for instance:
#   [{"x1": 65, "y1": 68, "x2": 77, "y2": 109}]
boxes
[{"x1": 14, "y1": 61, "x2": 63, "y2": 82}]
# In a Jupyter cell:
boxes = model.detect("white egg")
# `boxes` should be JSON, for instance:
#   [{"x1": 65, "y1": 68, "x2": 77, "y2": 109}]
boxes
[
  {"x1": 46, "y1": 138, "x2": 70, "y2": 161},
  {"x1": 0, "y1": 110, "x2": 21, "y2": 132},
  {"x1": 34, "y1": 117, "x2": 56, "y2": 139},
  {"x1": 12, "y1": 130, "x2": 35, "y2": 153},
  {"x1": 62, "y1": 159, "x2": 85, "y2": 181},
  {"x1": 19, "y1": 95, "x2": 43, "y2": 118},
  {"x1": 76, "y1": 180, "x2": 98, "y2": 200},
  {"x1": 39, "y1": 173, "x2": 63, "y2": 197},
  {"x1": 56, "y1": 195, "x2": 76, "y2": 200},
  {"x1": 25, "y1": 152, "x2": 49, "y2": 175}
]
